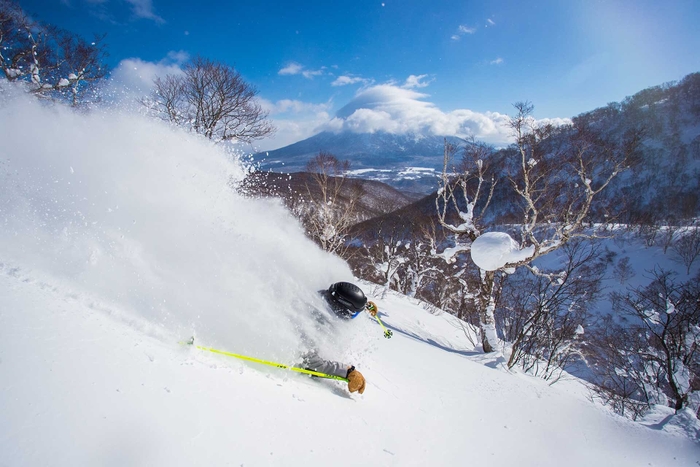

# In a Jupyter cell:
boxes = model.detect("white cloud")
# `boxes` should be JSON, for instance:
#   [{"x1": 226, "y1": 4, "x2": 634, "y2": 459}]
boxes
[
  {"x1": 278, "y1": 63, "x2": 304, "y2": 76},
  {"x1": 302, "y1": 68, "x2": 325, "y2": 79},
  {"x1": 453, "y1": 24, "x2": 476, "y2": 40},
  {"x1": 253, "y1": 98, "x2": 335, "y2": 151},
  {"x1": 164, "y1": 50, "x2": 190, "y2": 65},
  {"x1": 278, "y1": 62, "x2": 325, "y2": 79},
  {"x1": 259, "y1": 98, "x2": 331, "y2": 115},
  {"x1": 108, "y1": 57, "x2": 569, "y2": 152},
  {"x1": 487, "y1": 18, "x2": 495, "y2": 25},
  {"x1": 331, "y1": 75, "x2": 368, "y2": 87},
  {"x1": 107, "y1": 55, "x2": 331, "y2": 151},
  {"x1": 256, "y1": 82, "x2": 571, "y2": 150},
  {"x1": 125, "y1": 0, "x2": 164, "y2": 23},
  {"x1": 255, "y1": 111, "x2": 333, "y2": 151},
  {"x1": 402, "y1": 74, "x2": 432, "y2": 89},
  {"x1": 269, "y1": 114, "x2": 331, "y2": 148},
  {"x1": 490, "y1": 57, "x2": 504, "y2": 65},
  {"x1": 320, "y1": 84, "x2": 569, "y2": 145}
]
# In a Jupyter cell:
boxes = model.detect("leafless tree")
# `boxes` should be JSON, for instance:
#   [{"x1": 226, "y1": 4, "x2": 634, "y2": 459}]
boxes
[
  {"x1": 361, "y1": 213, "x2": 447, "y2": 300},
  {"x1": 613, "y1": 256, "x2": 636, "y2": 284},
  {"x1": 507, "y1": 102, "x2": 641, "y2": 259},
  {"x1": 590, "y1": 269, "x2": 700, "y2": 416},
  {"x1": 303, "y1": 152, "x2": 362, "y2": 257},
  {"x1": 435, "y1": 137, "x2": 498, "y2": 350},
  {"x1": 501, "y1": 241, "x2": 606, "y2": 381},
  {"x1": 435, "y1": 137, "x2": 496, "y2": 243},
  {"x1": 149, "y1": 74, "x2": 184, "y2": 123},
  {"x1": 588, "y1": 318, "x2": 657, "y2": 419},
  {"x1": 658, "y1": 218, "x2": 682, "y2": 254},
  {"x1": 0, "y1": 0, "x2": 108, "y2": 105},
  {"x1": 436, "y1": 102, "x2": 642, "y2": 353},
  {"x1": 145, "y1": 56, "x2": 274, "y2": 143},
  {"x1": 364, "y1": 224, "x2": 408, "y2": 296},
  {"x1": 672, "y1": 227, "x2": 700, "y2": 274},
  {"x1": 636, "y1": 214, "x2": 661, "y2": 247},
  {"x1": 399, "y1": 220, "x2": 445, "y2": 299}
]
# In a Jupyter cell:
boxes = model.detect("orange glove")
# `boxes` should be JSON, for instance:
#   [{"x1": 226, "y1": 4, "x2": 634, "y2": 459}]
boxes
[
  {"x1": 366, "y1": 301, "x2": 378, "y2": 317},
  {"x1": 347, "y1": 369, "x2": 366, "y2": 394}
]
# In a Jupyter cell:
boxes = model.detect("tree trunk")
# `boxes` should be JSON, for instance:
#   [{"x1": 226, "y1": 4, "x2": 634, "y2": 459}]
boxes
[{"x1": 479, "y1": 270, "x2": 498, "y2": 353}]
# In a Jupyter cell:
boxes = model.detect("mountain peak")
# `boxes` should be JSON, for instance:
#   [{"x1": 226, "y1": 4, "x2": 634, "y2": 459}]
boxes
[{"x1": 253, "y1": 131, "x2": 464, "y2": 193}]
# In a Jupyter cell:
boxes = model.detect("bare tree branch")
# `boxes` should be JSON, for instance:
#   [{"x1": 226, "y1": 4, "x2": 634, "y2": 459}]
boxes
[
  {"x1": 303, "y1": 152, "x2": 362, "y2": 257},
  {"x1": 1, "y1": 0, "x2": 108, "y2": 105},
  {"x1": 144, "y1": 56, "x2": 275, "y2": 143}
]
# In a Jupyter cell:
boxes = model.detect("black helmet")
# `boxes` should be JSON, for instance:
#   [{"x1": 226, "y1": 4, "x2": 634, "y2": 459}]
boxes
[{"x1": 328, "y1": 282, "x2": 367, "y2": 312}]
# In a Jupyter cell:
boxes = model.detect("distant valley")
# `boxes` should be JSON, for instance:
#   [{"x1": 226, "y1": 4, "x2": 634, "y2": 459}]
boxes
[{"x1": 253, "y1": 132, "x2": 465, "y2": 195}]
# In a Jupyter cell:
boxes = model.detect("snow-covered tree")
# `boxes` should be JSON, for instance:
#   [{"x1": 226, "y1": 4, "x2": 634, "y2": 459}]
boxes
[
  {"x1": 0, "y1": 0, "x2": 107, "y2": 106},
  {"x1": 361, "y1": 215, "x2": 446, "y2": 300},
  {"x1": 436, "y1": 102, "x2": 642, "y2": 353},
  {"x1": 435, "y1": 137, "x2": 499, "y2": 350},
  {"x1": 303, "y1": 152, "x2": 362, "y2": 257},
  {"x1": 365, "y1": 228, "x2": 408, "y2": 296},
  {"x1": 399, "y1": 222, "x2": 445, "y2": 299}
]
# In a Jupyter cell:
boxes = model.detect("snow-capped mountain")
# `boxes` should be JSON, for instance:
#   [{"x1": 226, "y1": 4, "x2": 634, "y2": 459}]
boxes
[
  {"x1": 254, "y1": 131, "x2": 465, "y2": 194},
  {"x1": 255, "y1": 74, "x2": 700, "y2": 208}
]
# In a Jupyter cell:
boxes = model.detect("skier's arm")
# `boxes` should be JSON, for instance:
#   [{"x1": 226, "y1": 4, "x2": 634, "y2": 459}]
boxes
[
  {"x1": 301, "y1": 351, "x2": 366, "y2": 394},
  {"x1": 302, "y1": 351, "x2": 351, "y2": 379}
]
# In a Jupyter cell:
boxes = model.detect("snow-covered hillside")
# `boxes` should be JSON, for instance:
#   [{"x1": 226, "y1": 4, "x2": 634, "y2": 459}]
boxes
[{"x1": 1, "y1": 89, "x2": 698, "y2": 466}]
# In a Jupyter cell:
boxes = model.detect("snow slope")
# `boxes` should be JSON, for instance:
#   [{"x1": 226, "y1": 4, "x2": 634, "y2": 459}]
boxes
[
  {"x1": 2, "y1": 270, "x2": 698, "y2": 466},
  {"x1": 1, "y1": 88, "x2": 698, "y2": 466}
]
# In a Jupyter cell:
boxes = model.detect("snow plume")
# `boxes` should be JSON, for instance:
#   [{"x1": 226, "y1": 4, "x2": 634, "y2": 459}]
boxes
[
  {"x1": 103, "y1": 53, "x2": 187, "y2": 108},
  {"x1": 0, "y1": 84, "x2": 356, "y2": 365}
]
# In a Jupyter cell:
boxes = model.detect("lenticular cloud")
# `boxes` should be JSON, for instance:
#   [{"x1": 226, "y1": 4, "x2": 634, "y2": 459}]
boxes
[{"x1": 322, "y1": 83, "x2": 571, "y2": 145}]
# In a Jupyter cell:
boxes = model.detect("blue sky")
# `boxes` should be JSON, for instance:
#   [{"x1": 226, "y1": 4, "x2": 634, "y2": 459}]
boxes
[{"x1": 18, "y1": 0, "x2": 700, "y2": 149}]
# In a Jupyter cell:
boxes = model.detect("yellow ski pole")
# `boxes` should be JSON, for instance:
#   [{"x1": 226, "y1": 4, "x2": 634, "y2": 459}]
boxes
[
  {"x1": 375, "y1": 315, "x2": 393, "y2": 339},
  {"x1": 366, "y1": 301, "x2": 393, "y2": 339},
  {"x1": 180, "y1": 338, "x2": 349, "y2": 382}
]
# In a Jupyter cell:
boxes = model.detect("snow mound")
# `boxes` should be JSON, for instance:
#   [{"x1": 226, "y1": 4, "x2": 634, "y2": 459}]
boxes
[{"x1": 470, "y1": 232, "x2": 534, "y2": 271}]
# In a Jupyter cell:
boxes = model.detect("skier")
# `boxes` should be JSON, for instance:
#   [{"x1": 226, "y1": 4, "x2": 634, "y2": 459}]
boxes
[{"x1": 300, "y1": 281, "x2": 378, "y2": 395}]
